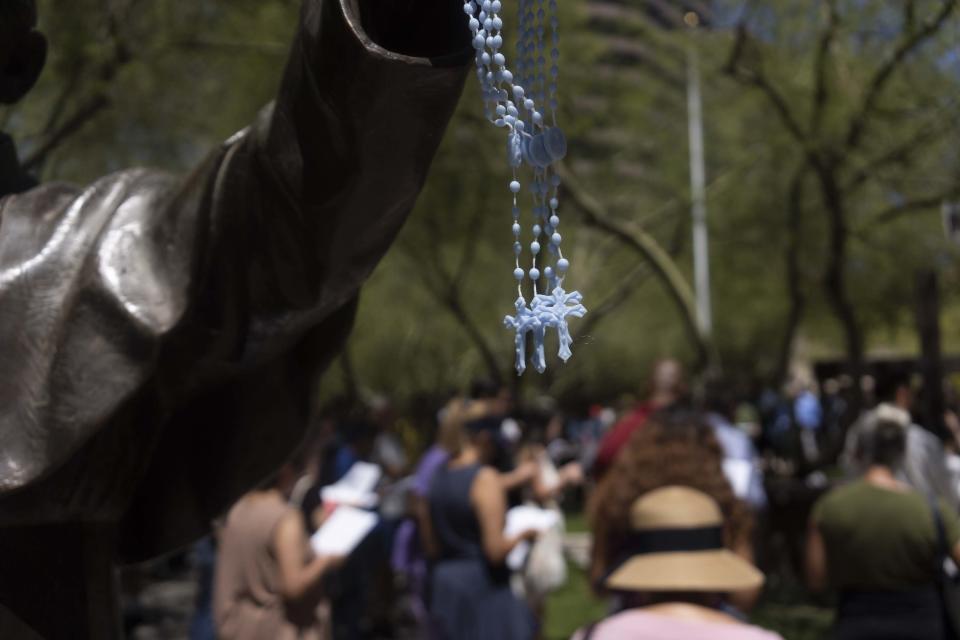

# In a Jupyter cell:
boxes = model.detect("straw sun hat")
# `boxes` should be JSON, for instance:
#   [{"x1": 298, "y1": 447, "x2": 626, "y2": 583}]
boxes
[{"x1": 604, "y1": 486, "x2": 764, "y2": 593}]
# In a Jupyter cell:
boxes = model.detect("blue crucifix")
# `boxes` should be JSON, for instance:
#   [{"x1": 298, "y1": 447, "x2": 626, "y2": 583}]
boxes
[{"x1": 533, "y1": 286, "x2": 587, "y2": 362}]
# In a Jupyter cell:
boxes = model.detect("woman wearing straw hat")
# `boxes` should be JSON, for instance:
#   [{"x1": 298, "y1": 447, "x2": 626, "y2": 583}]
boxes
[
  {"x1": 573, "y1": 486, "x2": 782, "y2": 640},
  {"x1": 589, "y1": 411, "x2": 760, "y2": 612}
]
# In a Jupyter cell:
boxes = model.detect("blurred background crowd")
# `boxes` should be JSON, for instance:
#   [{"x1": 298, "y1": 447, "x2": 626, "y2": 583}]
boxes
[{"x1": 119, "y1": 356, "x2": 960, "y2": 639}]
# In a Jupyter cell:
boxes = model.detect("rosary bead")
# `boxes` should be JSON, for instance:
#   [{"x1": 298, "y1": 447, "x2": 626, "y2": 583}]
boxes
[
  {"x1": 493, "y1": 17, "x2": 503, "y2": 30},
  {"x1": 532, "y1": 111, "x2": 543, "y2": 125},
  {"x1": 529, "y1": 268, "x2": 541, "y2": 281},
  {"x1": 484, "y1": 18, "x2": 494, "y2": 30},
  {"x1": 501, "y1": 70, "x2": 513, "y2": 83},
  {"x1": 514, "y1": 268, "x2": 525, "y2": 281},
  {"x1": 524, "y1": 98, "x2": 535, "y2": 110},
  {"x1": 512, "y1": 223, "x2": 521, "y2": 235},
  {"x1": 482, "y1": 0, "x2": 492, "y2": 11},
  {"x1": 492, "y1": 35, "x2": 503, "y2": 48},
  {"x1": 533, "y1": 224, "x2": 542, "y2": 235},
  {"x1": 510, "y1": 180, "x2": 522, "y2": 193},
  {"x1": 557, "y1": 258, "x2": 569, "y2": 273},
  {"x1": 552, "y1": 232, "x2": 562, "y2": 245},
  {"x1": 513, "y1": 86, "x2": 525, "y2": 99},
  {"x1": 464, "y1": 3, "x2": 475, "y2": 14},
  {"x1": 473, "y1": 34, "x2": 485, "y2": 49},
  {"x1": 492, "y1": 0, "x2": 502, "y2": 11},
  {"x1": 514, "y1": 242, "x2": 522, "y2": 255},
  {"x1": 544, "y1": 266, "x2": 554, "y2": 279},
  {"x1": 531, "y1": 241, "x2": 541, "y2": 254},
  {"x1": 550, "y1": 215, "x2": 560, "y2": 227},
  {"x1": 549, "y1": 198, "x2": 559, "y2": 209},
  {"x1": 493, "y1": 53, "x2": 505, "y2": 66},
  {"x1": 481, "y1": 52, "x2": 491, "y2": 65},
  {"x1": 507, "y1": 105, "x2": 519, "y2": 117},
  {"x1": 496, "y1": 104, "x2": 506, "y2": 116},
  {"x1": 469, "y1": 17, "x2": 480, "y2": 30}
]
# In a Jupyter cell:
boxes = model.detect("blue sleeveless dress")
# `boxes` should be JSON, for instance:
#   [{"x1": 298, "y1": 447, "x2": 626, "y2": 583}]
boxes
[{"x1": 428, "y1": 463, "x2": 535, "y2": 640}]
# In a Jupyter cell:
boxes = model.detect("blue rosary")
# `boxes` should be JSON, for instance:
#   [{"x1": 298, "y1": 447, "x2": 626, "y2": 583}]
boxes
[{"x1": 464, "y1": 0, "x2": 587, "y2": 375}]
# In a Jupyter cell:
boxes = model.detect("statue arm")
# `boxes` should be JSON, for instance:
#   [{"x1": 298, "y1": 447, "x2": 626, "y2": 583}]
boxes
[
  {"x1": 194, "y1": 0, "x2": 472, "y2": 360},
  {"x1": 0, "y1": 0, "x2": 470, "y2": 502}
]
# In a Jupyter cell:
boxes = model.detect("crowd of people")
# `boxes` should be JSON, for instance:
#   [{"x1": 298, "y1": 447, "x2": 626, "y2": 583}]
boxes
[{"x1": 175, "y1": 358, "x2": 960, "y2": 640}]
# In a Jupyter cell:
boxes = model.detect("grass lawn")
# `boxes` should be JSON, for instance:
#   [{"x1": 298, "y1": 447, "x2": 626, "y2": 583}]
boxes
[{"x1": 544, "y1": 562, "x2": 609, "y2": 639}]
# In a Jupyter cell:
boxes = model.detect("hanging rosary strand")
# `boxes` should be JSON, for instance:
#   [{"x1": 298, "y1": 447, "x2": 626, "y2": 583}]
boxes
[{"x1": 464, "y1": 0, "x2": 587, "y2": 375}]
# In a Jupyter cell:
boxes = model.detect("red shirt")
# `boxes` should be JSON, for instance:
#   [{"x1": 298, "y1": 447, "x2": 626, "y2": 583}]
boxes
[{"x1": 593, "y1": 403, "x2": 655, "y2": 478}]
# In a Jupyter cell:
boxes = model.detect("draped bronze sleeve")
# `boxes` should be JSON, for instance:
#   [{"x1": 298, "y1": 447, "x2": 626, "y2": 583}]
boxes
[{"x1": 0, "y1": 0, "x2": 470, "y2": 561}]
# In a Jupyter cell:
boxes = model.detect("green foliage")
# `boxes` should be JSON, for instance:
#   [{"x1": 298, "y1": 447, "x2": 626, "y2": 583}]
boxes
[{"x1": 4, "y1": 0, "x2": 959, "y2": 405}]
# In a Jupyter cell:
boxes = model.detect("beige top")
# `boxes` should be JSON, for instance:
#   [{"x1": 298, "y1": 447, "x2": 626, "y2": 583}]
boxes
[{"x1": 214, "y1": 492, "x2": 329, "y2": 640}]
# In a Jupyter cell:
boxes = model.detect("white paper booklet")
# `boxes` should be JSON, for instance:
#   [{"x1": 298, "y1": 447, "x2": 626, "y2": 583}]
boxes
[
  {"x1": 321, "y1": 461, "x2": 382, "y2": 508},
  {"x1": 310, "y1": 505, "x2": 379, "y2": 557},
  {"x1": 722, "y1": 459, "x2": 753, "y2": 500},
  {"x1": 504, "y1": 505, "x2": 560, "y2": 570}
]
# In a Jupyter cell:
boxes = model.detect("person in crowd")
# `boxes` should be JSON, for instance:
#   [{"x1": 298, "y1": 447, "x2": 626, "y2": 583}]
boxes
[
  {"x1": 188, "y1": 536, "x2": 218, "y2": 640},
  {"x1": 514, "y1": 419, "x2": 585, "y2": 625},
  {"x1": 330, "y1": 419, "x2": 378, "y2": 484},
  {"x1": 807, "y1": 419, "x2": 960, "y2": 639},
  {"x1": 370, "y1": 395, "x2": 409, "y2": 481},
  {"x1": 214, "y1": 459, "x2": 344, "y2": 640},
  {"x1": 425, "y1": 399, "x2": 538, "y2": 640},
  {"x1": 792, "y1": 375, "x2": 823, "y2": 464},
  {"x1": 388, "y1": 397, "x2": 477, "y2": 638},
  {"x1": 943, "y1": 404, "x2": 960, "y2": 500},
  {"x1": 589, "y1": 409, "x2": 760, "y2": 612},
  {"x1": 842, "y1": 370, "x2": 957, "y2": 507},
  {"x1": 703, "y1": 380, "x2": 767, "y2": 511},
  {"x1": 593, "y1": 358, "x2": 688, "y2": 478},
  {"x1": 572, "y1": 486, "x2": 779, "y2": 640}
]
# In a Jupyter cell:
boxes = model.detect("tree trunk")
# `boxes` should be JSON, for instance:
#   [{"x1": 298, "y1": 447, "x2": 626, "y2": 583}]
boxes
[
  {"x1": 816, "y1": 163, "x2": 865, "y2": 410},
  {"x1": 915, "y1": 269, "x2": 946, "y2": 440},
  {"x1": 776, "y1": 168, "x2": 808, "y2": 384}
]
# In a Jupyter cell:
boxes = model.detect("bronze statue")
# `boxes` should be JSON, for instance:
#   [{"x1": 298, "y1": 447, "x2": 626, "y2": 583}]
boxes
[{"x1": 0, "y1": 1, "x2": 470, "y2": 636}]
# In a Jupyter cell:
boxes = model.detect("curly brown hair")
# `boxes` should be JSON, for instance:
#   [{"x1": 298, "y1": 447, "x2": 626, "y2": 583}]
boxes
[{"x1": 587, "y1": 409, "x2": 753, "y2": 588}]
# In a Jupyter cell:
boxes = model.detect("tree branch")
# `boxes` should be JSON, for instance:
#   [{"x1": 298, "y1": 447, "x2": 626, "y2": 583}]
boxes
[
  {"x1": 724, "y1": 24, "x2": 809, "y2": 146},
  {"x1": 23, "y1": 95, "x2": 111, "y2": 171},
  {"x1": 22, "y1": 0, "x2": 135, "y2": 172},
  {"x1": 844, "y1": 123, "x2": 944, "y2": 191},
  {"x1": 869, "y1": 187, "x2": 960, "y2": 226},
  {"x1": 810, "y1": 0, "x2": 840, "y2": 136},
  {"x1": 575, "y1": 264, "x2": 650, "y2": 340},
  {"x1": 557, "y1": 162, "x2": 712, "y2": 365},
  {"x1": 844, "y1": 0, "x2": 958, "y2": 150}
]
